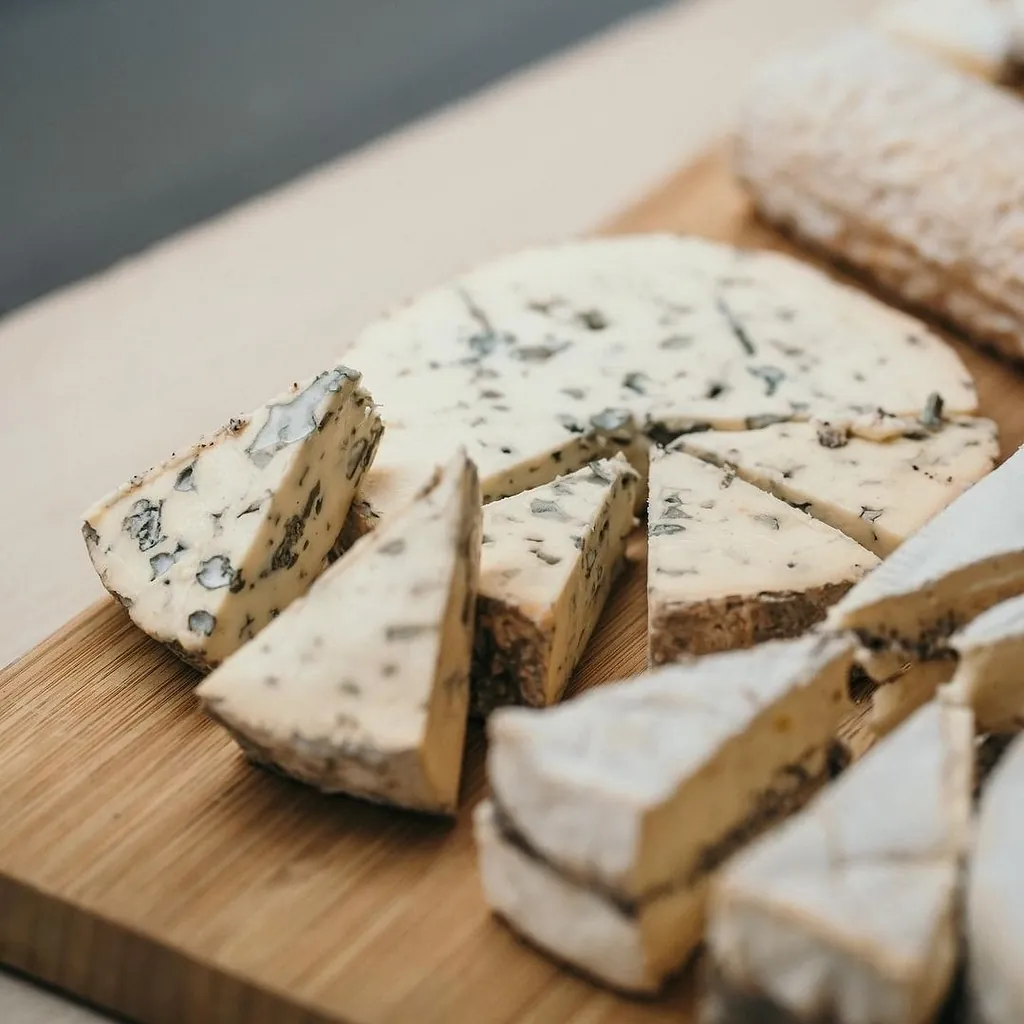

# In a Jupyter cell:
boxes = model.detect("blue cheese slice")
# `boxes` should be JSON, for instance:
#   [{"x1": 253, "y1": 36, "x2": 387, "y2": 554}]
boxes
[
  {"x1": 678, "y1": 416, "x2": 998, "y2": 556},
  {"x1": 195, "y1": 449, "x2": 481, "y2": 814},
  {"x1": 647, "y1": 446, "x2": 878, "y2": 666},
  {"x1": 967, "y1": 733, "x2": 1024, "y2": 1024},
  {"x1": 477, "y1": 634, "x2": 854, "y2": 992},
  {"x1": 705, "y1": 700, "x2": 974, "y2": 1024},
  {"x1": 472, "y1": 456, "x2": 639, "y2": 714},
  {"x1": 83, "y1": 366, "x2": 383, "y2": 671}
]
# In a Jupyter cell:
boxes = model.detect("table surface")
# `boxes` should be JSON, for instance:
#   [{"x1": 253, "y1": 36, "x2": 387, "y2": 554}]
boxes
[{"x1": 0, "y1": 0, "x2": 880, "y2": 1019}]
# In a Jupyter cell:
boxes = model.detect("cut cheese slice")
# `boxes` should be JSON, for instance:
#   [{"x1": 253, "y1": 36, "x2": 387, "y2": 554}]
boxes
[
  {"x1": 871, "y1": 660, "x2": 957, "y2": 738},
  {"x1": 472, "y1": 456, "x2": 639, "y2": 714},
  {"x1": 196, "y1": 449, "x2": 481, "y2": 814},
  {"x1": 478, "y1": 634, "x2": 854, "y2": 991},
  {"x1": 647, "y1": 446, "x2": 877, "y2": 666},
  {"x1": 83, "y1": 365, "x2": 383, "y2": 671},
  {"x1": 706, "y1": 700, "x2": 974, "y2": 1024},
  {"x1": 337, "y1": 235, "x2": 978, "y2": 537},
  {"x1": 967, "y1": 733, "x2": 1024, "y2": 1024},
  {"x1": 678, "y1": 416, "x2": 998, "y2": 556}
]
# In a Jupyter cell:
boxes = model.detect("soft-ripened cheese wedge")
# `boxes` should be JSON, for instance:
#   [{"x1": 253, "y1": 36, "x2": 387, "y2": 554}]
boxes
[
  {"x1": 947, "y1": 594, "x2": 1024, "y2": 732},
  {"x1": 472, "y1": 456, "x2": 639, "y2": 714},
  {"x1": 478, "y1": 634, "x2": 854, "y2": 992},
  {"x1": 828, "y1": 444, "x2": 1024, "y2": 663},
  {"x1": 647, "y1": 446, "x2": 877, "y2": 666},
  {"x1": 678, "y1": 416, "x2": 998, "y2": 556},
  {"x1": 336, "y1": 235, "x2": 978, "y2": 537},
  {"x1": 196, "y1": 449, "x2": 481, "y2": 814},
  {"x1": 83, "y1": 366, "x2": 383, "y2": 671},
  {"x1": 705, "y1": 700, "x2": 974, "y2": 1024},
  {"x1": 968, "y1": 733, "x2": 1024, "y2": 1024}
]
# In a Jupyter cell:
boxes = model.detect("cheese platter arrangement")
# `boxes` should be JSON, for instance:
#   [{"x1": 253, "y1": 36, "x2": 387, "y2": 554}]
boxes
[{"x1": 6, "y1": 8, "x2": 1024, "y2": 1023}]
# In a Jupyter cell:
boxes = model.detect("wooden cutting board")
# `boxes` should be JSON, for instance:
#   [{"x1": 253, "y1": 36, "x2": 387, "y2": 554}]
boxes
[{"x1": 3, "y1": 144, "x2": 1024, "y2": 1024}]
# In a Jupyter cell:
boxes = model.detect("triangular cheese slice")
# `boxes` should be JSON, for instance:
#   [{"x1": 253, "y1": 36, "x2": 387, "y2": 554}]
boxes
[
  {"x1": 477, "y1": 634, "x2": 854, "y2": 992},
  {"x1": 83, "y1": 365, "x2": 383, "y2": 671},
  {"x1": 968, "y1": 734, "x2": 1024, "y2": 1024},
  {"x1": 472, "y1": 456, "x2": 639, "y2": 714},
  {"x1": 647, "y1": 446, "x2": 878, "y2": 666},
  {"x1": 706, "y1": 700, "x2": 974, "y2": 1024},
  {"x1": 677, "y1": 416, "x2": 998, "y2": 556},
  {"x1": 196, "y1": 449, "x2": 481, "y2": 814}
]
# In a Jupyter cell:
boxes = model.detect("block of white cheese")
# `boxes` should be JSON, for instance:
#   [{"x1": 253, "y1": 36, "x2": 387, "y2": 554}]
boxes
[
  {"x1": 337, "y1": 235, "x2": 979, "y2": 538},
  {"x1": 967, "y1": 733, "x2": 1024, "y2": 1024},
  {"x1": 472, "y1": 456, "x2": 639, "y2": 714},
  {"x1": 195, "y1": 448, "x2": 481, "y2": 814},
  {"x1": 828, "y1": 444, "x2": 1024, "y2": 665},
  {"x1": 678, "y1": 415, "x2": 998, "y2": 556},
  {"x1": 647, "y1": 446, "x2": 877, "y2": 666},
  {"x1": 477, "y1": 634, "x2": 855, "y2": 992},
  {"x1": 83, "y1": 366, "x2": 383, "y2": 671},
  {"x1": 705, "y1": 700, "x2": 974, "y2": 1024}
]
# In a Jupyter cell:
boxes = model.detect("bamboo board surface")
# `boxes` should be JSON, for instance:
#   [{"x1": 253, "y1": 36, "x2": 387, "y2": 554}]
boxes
[{"x1": 3, "y1": 144, "x2": 1024, "y2": 1024}]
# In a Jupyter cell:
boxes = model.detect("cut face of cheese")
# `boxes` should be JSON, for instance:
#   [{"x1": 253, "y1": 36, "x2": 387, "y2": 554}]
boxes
[
  {"x1": 337, "y1": 235, "x2": 978, "y2": 537},
  {"x1": 83, "y1": 366, "x2": 383, "y2": 671},
  {"x1": 706, "y1": 700, "x2": 974, "y2": 1024},
  {"x1": 647, "y1": 447, "x2": 877, "y2": 666},
  {"x1": 678, "y1": 416, "x2": 998, "y2": 557},
  {"x1": 195, "y1": 449, "x2": 481, "y2": 815},
  {"x1": 828, "y1": 444, "x2": 1024, "y2": 661},
  {"x1": 871, "y1": 659, "x2": 957, "y2": 738},
  {"x1": 472, "y1": 456, "x2": 639, "y2": 714},
  {"x1": 478, "y1": 634, "x2": 854, "y2": 990},
  {"x1": 968, "y1": 734, "x2": 1024, "y2": 1024}
]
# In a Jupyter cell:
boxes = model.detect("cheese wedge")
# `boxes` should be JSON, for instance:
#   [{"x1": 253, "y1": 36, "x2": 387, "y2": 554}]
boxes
[
  {"x1": 678, "y1": 416, "x2": 998, "y2": 557},
  {"x1": 705, "y1": 700, "x2": 974, "y2": 1024},
  {"x1": 83, "y1": 366, "x2": 383, "y2": 671},
  {"x1": 337, "y1": 235, "x2": 978, "y2": 538},
  {"x1": 647, "y1": 446, "x2": 878, "y2": 666},
  {"x1": 472, "y1": 456, "x2": 639, "y2": 714},
  {"x1": 967, "y1": 733, "x2": 1024, "y2": 1024},
  {"x1": 196, "y1": 449, "x2": 481, "y2": 814},
  {"x1": 872, "y1": 660, "x2": 958, "y2": 737},
  {"x1": 478, "y1": 634, "x2": 854, "y2": 991}
]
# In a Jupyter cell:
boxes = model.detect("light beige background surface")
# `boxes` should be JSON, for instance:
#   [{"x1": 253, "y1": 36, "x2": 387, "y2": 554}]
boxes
[{"x1": 0, "y1": 0, "x2": 878, "y2": 1018}]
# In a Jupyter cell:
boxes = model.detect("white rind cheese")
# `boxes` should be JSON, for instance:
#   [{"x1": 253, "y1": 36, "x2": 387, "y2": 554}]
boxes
[
  {"x1": 195, "y1": 448, "x2": 481, "y2": 815},
  {"x1": 336, "y1": 235, "x2": 978, "y2": 538},
  {"x1": 647, "y1": 446, "x2": 877, "y2": 666},
  {"x1": 83, "y1": 366, "x2": 383, "y2": 671},
  {"x1": 472, "y1": 456, "x2": 639, "y2": 714},
  {"x1": 968, "y1": 734, "x2": 1024, "y2": 1024},
  {"x1": 678, "y1": 416, "x2": 998, "y2": 556},
  {"x1": 706, "y1": 700, "x2": 974, "y2": 1024}
]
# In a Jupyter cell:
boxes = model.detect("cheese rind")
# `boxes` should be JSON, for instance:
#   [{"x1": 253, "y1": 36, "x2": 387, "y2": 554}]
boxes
[
  {"x1": 706, "y1": 701, "x2": 974, "y2": 1024},
  {"x1": 472, "y1": 456, "x2": 639, "y2": 714},
  {"x1": 647, "y1": 447, "x2": 877, "y2": 665},
  {"x1": 195, "y1": 449, "x2": 481, "y2": 814},
  {"x1": 679, "y1": 417, "x2": 998, "y2": 557},
  {"x1": 83, "y1": 366, "x2": 383, "y2": 671}
]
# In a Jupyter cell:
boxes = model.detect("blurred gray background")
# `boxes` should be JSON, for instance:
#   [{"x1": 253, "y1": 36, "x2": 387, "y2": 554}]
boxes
[{"x1": 0, "y1": 0, "x2": 669, "y2": 316}]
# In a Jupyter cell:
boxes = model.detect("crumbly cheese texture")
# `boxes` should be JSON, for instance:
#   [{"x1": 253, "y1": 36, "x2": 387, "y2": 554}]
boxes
[
  {"x1": 335, "y1": 235, "x2": 978, "y2": 538},
  {"x1": 195, "y1": 449, "x2": 481, "y2": 814},
  {"x1": 737, "y1": 28, "x2": 1024, "y2": 364},
  {"x1": 968, "y1": 734, "x2": 1024, "y2": 1024},
  {"x1": 678, "y1": 416, "x2": 998, "y2": 557},
  {"x1": 706, "y1": 701, "x2": 974, "y2": 1024},
  {"x1": 472, "y1": 456, "x2": 639, "y2": 714},
  {"x1": 828, "y1": 444, "x2": 1024, "y2": 659},
  {"x1": 647, "y1": 447, "x2": 877, "y2": 666},
  {"x1": 83, "y1": 366, "x2": 383, "y2": 671}
]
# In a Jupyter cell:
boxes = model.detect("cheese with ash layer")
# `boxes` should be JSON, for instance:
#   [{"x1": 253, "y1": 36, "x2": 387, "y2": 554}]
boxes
[
  {"x1": 83, "y1": 366, "x2": 383, "y2": 671},
  {"x1": 196, "y1": 449, "x2": 481, "y2": 814},
  {"x1": 472, "y1": 456, "x2": 639, "y2": 714},
  {"x1": 647, "y1": 446, "x2": 877, "y2": 666}
]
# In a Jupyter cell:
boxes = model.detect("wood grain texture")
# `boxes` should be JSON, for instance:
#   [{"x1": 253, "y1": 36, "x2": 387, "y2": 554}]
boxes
[{"x1": 3, "y1": 143, "x2": 1023, "y2": 1024}]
